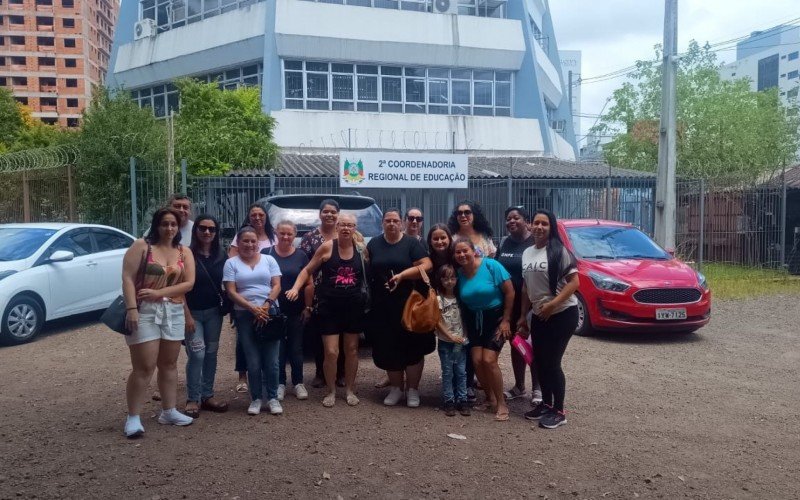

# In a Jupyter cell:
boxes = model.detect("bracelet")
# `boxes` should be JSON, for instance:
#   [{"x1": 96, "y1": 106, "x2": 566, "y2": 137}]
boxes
[{"x1": 126, "y1": 307, "x2": 137, "y2": 311}]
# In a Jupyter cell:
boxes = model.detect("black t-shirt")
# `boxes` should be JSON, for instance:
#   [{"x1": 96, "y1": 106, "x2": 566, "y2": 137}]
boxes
[
  {"x1": 367, "y1": 234, "x2": 428, "y2": 297},
  {"x1": 496, "y1": 234, "x2": 535, "y2": 323},
  {"x1": 263, "y1": 247, "x2": 309, "y2": 316},
  {"x1": 187, "y1": 252, "x2": 225, "y2": 311}
]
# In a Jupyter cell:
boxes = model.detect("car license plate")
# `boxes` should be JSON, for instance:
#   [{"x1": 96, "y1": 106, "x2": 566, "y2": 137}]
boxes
[{"x1": 655, "y1": 308, "x2": 687, "y2": 320}]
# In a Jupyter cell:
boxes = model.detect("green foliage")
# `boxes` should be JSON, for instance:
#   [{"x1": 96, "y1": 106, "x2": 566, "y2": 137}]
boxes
[
  {"x1": 0, "y1": 88, "x2": 25, "y2": 148},
  {"x1": 0, "y1": 88, "x2": 73, "y2": 152},
  {"x1": 9, "y1": 121, "x2": 77, "y2": 152},
  {"x1": 703, "y1": 263, "x2": 800, "y2": 299},
  {"x1": 75, "y1": 86, "x2": 165, "y2": 227},
  {"x1": 174, "y1": 79, "x2": 277, "y2": 175},
  {"x1": 594, "y1": 42, "x2": 799, "y2": 180}
]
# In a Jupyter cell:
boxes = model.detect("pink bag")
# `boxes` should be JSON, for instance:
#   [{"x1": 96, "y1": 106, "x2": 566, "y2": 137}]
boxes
[{"x1": 512, "y1": 334, "x2": 534, "y2": 365}]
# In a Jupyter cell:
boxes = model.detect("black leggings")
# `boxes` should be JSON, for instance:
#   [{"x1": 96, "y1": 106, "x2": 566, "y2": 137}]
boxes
[{"x1": 530, "y1": 306, "x2": 578, "y2": 411}]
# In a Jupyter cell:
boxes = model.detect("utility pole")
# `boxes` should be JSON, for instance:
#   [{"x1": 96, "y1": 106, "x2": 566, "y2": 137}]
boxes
[{"x1": 654, "y1": 0, "x2": 678, "y2": 249}]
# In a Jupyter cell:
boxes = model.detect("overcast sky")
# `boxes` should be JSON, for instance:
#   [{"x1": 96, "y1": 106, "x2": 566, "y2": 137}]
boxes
[{"x1": 549, "y1": 0, "x2": 800, "y2": 145}]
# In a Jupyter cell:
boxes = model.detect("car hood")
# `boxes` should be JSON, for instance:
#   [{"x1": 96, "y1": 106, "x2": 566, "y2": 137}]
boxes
[
  {"x1": 0, "y1": 260, "x2": 29, "y2": 273},
  {"x1": 580, "y1": 258, "x2": 700, "y2": 288}
]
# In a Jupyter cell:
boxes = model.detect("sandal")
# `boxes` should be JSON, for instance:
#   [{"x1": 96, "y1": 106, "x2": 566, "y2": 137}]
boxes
[
  {"x1": 236, "y1": 382, "x2": 249, "y2": 393},
  {"x1": 346, "y1": 392, "x2": 360, "y2": 406},
  {"x1": 185, "y1": 402, "x2": 200, "y2": 418},
  {"x1": 494, "y1": 410, "x2": 510, "y2": 422},
  {"x1": 322, "y1": 393, "x2": 336, "y2": 408},
  {"x1": 201, "y1": 397, "x2": 229, "y2": 413}
]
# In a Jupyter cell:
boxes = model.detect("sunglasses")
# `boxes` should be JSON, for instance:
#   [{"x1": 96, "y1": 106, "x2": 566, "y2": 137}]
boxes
[
  {"x1": 406, "y1": 216, "x2": 423, "y2": 222},
  {"x1": 197, "y1": 225, "x2": 217, "y2": 234},
  {"x1": 456, "y1": 210, "x2": 473, "y2": 217}
]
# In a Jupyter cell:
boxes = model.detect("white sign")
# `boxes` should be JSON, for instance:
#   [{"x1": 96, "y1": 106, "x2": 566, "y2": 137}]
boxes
[{"x1": 339, "y1": 151, "x2": 468, "y2": 189}]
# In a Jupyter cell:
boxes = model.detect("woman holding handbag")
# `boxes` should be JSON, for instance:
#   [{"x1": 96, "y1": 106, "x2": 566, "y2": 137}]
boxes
[
  {"x1": 366, "y1": 209, "x2": 434, "y2": 408},
  {"x1": 223, "y1": 226, "x2": 283, "y2": 417},
  {"x1": 183, "y1": 215, "x2": 229, "y2": 418},
  {"x1": 121, "y1": 207, "x2": 196, "y2": 438},
  {"x1": 455, "y1": 238, "x2": 514, "y2": 422},
  {"x1": 286, "y1": 213, "x2": 365, "y2": 408}
]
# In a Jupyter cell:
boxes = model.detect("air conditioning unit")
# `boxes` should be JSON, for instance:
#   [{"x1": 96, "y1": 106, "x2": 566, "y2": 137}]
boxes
[
  {"x1": 134, "y1": 18, "x2": 157, "y2": 40},
  {"x1": 433, "y1": 0, "x2": 458, "y2": 15}
]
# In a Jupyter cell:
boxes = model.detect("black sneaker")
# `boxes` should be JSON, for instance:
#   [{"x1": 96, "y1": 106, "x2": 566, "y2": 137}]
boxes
[
  {"x1": 444, "y1": 402, "x2": 456, "y2": 417},
  {"x1": 456, "y1": 402, "x2": 471, "y2": 416},
  {"x1": 466, "y1": 387, "x2": 477, "y2": 402},
  {"x1": 524, "y1": 402, "x2": 553, "y2": 421},
  {"x1": 539, "y1": 410, "x2": 567, "y2": 429}
]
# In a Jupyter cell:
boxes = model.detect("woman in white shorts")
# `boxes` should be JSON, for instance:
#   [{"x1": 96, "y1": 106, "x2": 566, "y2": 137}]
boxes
[{"x1": 121, "y1": 207, "x2": 196, "y2": 438}]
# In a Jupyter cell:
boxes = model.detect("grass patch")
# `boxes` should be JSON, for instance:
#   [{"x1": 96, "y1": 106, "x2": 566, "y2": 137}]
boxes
[{"x1": 701, "y1": 263, "x2": 800, "y2": 299}]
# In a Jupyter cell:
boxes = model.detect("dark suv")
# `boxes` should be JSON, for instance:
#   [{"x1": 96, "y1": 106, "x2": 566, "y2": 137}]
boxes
[{"x1": 256, "y1": 194, "x2": 383, "y2": 241}]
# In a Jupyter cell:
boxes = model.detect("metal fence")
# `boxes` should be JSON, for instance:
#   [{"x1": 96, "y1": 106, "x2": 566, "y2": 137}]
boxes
[{"x1": 0, "y1": 166, "x2": 77, "y2": 224}]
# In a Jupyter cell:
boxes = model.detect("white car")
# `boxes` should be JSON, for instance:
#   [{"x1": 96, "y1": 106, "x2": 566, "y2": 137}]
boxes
[{"x1": 0, "y1": 223, "x2": 134, "y2": 345}]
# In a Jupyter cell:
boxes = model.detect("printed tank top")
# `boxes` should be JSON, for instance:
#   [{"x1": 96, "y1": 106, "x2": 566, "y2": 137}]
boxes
[
  {"x1": 140, "y1": 244, "x2": 186, "y2": 303},
  {"x1": 318, "y1": 240, "x2": 363, "y2": 299}
]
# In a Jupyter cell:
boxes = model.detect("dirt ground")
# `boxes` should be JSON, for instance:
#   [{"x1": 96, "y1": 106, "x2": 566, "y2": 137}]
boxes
[{"x1": 1, "y1": 295, "x2": 799, "y2": 500}]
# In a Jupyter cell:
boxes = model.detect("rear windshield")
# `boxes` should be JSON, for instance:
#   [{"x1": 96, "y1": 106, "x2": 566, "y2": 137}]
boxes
[
  {"x1": 0, "y1": 228, "x2": 57, "y2": 261},
  {"x1": 566, "y1": 226, "x2": 670, "y2": 260},
  {"x1": 266, "y1": 206, "x2": 383, "y2": 238}
]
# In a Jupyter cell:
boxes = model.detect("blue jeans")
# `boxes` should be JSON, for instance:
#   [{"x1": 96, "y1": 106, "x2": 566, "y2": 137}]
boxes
[
  {"x1": 438, "y1": 340, "x2": 467, "y2": 404},
  {"x1": 279, "y1": 314, "x2": 304, "y2": 386},
  {"x1": 235, "y1": 310, "x2": 281, "y2": 401},
  {"x1": 185, "y1": 307, "x2": 224, "y2": 402}
]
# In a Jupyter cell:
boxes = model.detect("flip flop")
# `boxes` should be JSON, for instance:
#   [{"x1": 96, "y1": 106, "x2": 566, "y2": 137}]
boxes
[
  {"x1": 494, "y1": 411, "x2": 510, "y2": 422},
  {"x1": 236, "y1": 383, "x2": 248, "y2": 393},
  {"x1": 322, "y1": 393, "x2": 336, "y2": 408},
  {"x1": 346, "y1": 393, "x2": 360, "y2": 406}
]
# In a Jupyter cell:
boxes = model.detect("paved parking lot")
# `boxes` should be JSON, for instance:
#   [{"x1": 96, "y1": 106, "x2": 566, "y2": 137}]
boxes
[{"x1": 1, "y1": 295, "x2": 799, "y2": 499}]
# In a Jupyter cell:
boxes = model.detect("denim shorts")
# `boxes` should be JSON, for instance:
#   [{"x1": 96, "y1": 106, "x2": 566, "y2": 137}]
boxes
[{"x1": 125, "y1": 300, "x2": 186, "y2": 346}]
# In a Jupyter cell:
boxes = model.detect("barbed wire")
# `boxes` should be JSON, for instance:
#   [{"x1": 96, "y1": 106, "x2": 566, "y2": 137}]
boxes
[{"x1": 0, "y1": 145, "x2": 80, "y2": 173}]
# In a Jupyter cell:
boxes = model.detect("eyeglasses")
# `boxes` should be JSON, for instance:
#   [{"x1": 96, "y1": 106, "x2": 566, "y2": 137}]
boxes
[
  {"x1": 456, "y1": 210, "x2": 473, "y2": 217},
  {"x1": 384, "y1": 219, "x2": 402, "y2": 225},
  {"x1": 406, "y1": 216, "x2": 424, "y2": 223},
  {"x1": 197, "y1": 225, "x2": 217, "y2": 234},
  {"x1": 338, "y1": 223, "x2": 356, "y2": 229}
]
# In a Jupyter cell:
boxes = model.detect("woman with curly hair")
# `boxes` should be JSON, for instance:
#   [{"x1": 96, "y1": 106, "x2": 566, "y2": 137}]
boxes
[{"x1": 447, "y1": 200, "x2": 496, "y2": 259}]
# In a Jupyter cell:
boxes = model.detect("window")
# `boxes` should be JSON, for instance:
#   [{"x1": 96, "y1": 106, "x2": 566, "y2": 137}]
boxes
[
  {"x1": 9, "y1": 0, "x2": 23, "y2": 4},
  {"x1": 0, "y1": 77, "x2": 7, "y2": 86},
  {"x1": 10, "y1": 36, "x2": 25, "y2": 45},
  {"x1": 0, "y1": 57, "x2": 4, "y2": 66},
  {"x1": 789, "y1": 70, "x2": 799, "y2": 80},
  {"x1": 142, "y1": 0, "x2": 267, "y2": 33},
  {"x1": 757, "y1": 54, "x2": 779, "y2": 91},
  {"x1": 40, "y1": 76, "x2": 56, "y2": 86},
  {"x1": 11, "y1": 76, "x2": 27, "y2": 86},
  {"x1": 9, "y1": 15, "x2": 24, "y2": 24},
  {"x1": 62, "y1": 0, "x2": 74, "y2": 6},
  {"x1": 40, "y1": 97, "x2": 57, "y2": 106},
  {"x1": 10, "y1": 56, "x2": 26, "y2": 65},
  {"x1": 38, "y1": 56, "x2": 55, "y2": 66},
  {"x1": 50, "y1": 231, "x2": 92, "y2": 257},
  {"x1": 64, "y1": 38, "x2": 76, "y2": 48},
  {"x1": 62, "y1": 17, "x2": 75, "y2": 27},
  {"x1": 67, "y1": 98, "x2": 78, "y2": 107},
  {"x1": 65, "y1": 58, "x2": 77, "y2": 68},
  {"x1": 37, "y1": 36, "x2": 55, "y2": 46},
  {"x1": 36, "y1": 0, "x2": 53, "y2": 5},
  {"x1": 789, "y1": 51, "x2": 799, "y2": 61},
  {"x1": 66, "y1": 118, "x2": 79, "y2": 127},
  {"x1": 93, "y1": 230, "x2": 133, "y2": 252},
  {"x1": 41, "y1": 117, "x2": 57, "y2": 125},
  {"x1": 37, "y1": 16, "x2": 54, "y2": 26},
  {"x1": 15, "y1": 96, "x2": 28, "y2": 105},
  {"x1": 66, "y1": 78, "x2": 78, "y2": 88}
]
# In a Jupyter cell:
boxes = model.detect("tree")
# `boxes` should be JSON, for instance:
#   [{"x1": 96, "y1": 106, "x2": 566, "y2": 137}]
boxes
[
  {"x1": 174, "y1": 79, "x2": 278, "y2": 176},
  {"x1": 0, "y1": 88, "x2": 73, "y2": 152},
  {"x1": 593, "y1": 41, "x2": 799, "y2": 180},
  {"x1": 0, "y1": 88, "x2": 25, "y2": 150},
  {"x1": 76, "y1": 86, "x2": 165, "y2": 228}
]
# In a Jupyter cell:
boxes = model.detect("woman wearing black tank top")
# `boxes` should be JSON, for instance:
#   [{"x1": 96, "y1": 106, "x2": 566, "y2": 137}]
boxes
[{"x1": 286, "y1": 214, "x2": 368, "y2": 408}]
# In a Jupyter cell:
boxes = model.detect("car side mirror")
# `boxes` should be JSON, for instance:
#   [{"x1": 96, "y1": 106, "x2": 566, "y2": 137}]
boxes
[{"x1": 49, "y1": 250, "x2": 75, "y2": 262}]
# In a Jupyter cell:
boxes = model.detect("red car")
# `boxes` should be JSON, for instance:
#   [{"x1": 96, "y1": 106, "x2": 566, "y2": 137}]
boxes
[{"x1": 559, "y1": 219, "x2": 711, "y2": 335}]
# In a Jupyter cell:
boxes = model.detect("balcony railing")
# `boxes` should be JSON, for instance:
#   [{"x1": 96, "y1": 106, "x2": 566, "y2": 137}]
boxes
[{"x1": 298, "y1": 0, "x2": 507, "y2": 18}]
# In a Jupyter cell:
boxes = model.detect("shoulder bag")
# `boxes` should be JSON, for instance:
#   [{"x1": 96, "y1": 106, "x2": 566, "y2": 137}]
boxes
[
  {"x1": 253, "y1": 304, "x2": 288, "y2": 341},
  {"x1": 357, "y1": 247, "x2": 371, "y2": 313},
  {"x1": 401, "y1": 266, "x2": 440, "y2": 334},
  {"x1": 197, "y1": 255, "x2": 231, "y2": 315},
  {"x1": 101, "y1": 244, "x2": 149, "y2": 335}
]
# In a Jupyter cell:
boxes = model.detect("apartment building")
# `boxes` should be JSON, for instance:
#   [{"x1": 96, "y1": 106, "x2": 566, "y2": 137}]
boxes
[{"x1": 0, "y1": 0, "x2": 118, "y2": 127}]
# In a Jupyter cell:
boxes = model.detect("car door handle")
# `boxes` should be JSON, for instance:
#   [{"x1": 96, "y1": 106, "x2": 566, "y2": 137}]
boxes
[{"x1": 85, "y1": 261, "x2": 98, "y2": 267}]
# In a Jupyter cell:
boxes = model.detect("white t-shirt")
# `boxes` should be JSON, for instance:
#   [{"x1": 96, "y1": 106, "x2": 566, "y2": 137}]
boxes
[
  {"x1": 521, "y1": 245, "x2": 578, "y2": 316},
  {"x1": 143, "y1": 220, "x2": 193, "y2": 244},
  {"x1": 436, "y1": 295, "x2": 467, "y2": 344},
  {"x1": 223, "y1": 254, "x2": 282, "y2": 310}
]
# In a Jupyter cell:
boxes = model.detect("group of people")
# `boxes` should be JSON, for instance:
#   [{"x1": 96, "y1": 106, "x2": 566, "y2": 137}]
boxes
[{"x1": 119, "y1": 194, "x2": 579, "y2": 438}]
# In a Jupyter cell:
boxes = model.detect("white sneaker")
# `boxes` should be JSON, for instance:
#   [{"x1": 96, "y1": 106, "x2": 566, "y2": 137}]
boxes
[
  {"x1": 531, "y1": 389, "x2": 543, "y2": 405},
  {"x1": 294, "y1": 383, "x2": 308, "y2": 400},
  {"x1": 267, "y1": 398, "x2": 283, "y2": 415},
  {"x1": 157, "y1": 408, "x2": 194, "y2": 426},
  {"x1": 383, "y1": 386, "x2": 404, "y2": 406},
  {"x1": 277, "y1": 384, "x2": 286, "y2": 401},
  {"x1": 124, "y1": 415, "x2": 144, "y2": 438},
  {"x1": 406, "y1": 388, "x2": 420, "y2": 408},
  {"x1": 247, "y1": 399, "x2": 262, "y2": 415}
]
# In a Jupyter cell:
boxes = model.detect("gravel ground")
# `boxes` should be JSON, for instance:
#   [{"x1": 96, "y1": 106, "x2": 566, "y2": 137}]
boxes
[{"x1": 1, "y1": 295, "x2": 799, "y2": 499}]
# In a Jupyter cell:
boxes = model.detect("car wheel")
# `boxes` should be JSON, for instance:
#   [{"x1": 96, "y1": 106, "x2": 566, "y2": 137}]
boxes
[
  {"x1": 574, "y1": 293, "x2": 595, "y2": 337},
  {"x1": 1, "y1": 295, "x2": 45, "y2": 345}
]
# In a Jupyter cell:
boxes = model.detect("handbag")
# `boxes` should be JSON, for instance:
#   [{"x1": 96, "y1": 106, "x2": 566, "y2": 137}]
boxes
[
  {"x1": 401, "y1": 266, "x2": 440, "y2": 334},
  {"x1": 197, "y1": 256, "x2": 231, "y2": 315},
  {"x1": 101, "y1": 245, "x2": 149, "y2": 335},
  {"x1": 253, "y1": 304, "x2": 288, "y2": 341}
]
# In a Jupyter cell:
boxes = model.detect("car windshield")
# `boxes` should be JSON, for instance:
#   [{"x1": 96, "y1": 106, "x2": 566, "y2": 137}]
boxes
[
  {"x1": 0, "y1": 228, "x2": 57, "y2": 261},
  {"x1": 266, "y1": 206, "x2": 383, "y2": 238},
  {"x1": 566, "y1": 226, "x2": 670, "y2": 260}
]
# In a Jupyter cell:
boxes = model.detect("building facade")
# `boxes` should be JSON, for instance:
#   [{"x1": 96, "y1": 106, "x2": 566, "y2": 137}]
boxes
[
  {"x1": 0, "y1": 0, "x2": 118, "y2": 127},
  {"x1": 720, "y1": 25, "x2": 800, "y2": 111},
  {"x1": 558, "y1": 49, "x2": 580, "y2": 141},
  {"x1": 107, "y1": 0, "x2": 577, "y2": 159}
]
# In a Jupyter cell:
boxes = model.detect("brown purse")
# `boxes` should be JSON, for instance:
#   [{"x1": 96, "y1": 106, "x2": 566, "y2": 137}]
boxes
[{"x1": 401, "y1": 266, "x2": 440, "y2": 333}]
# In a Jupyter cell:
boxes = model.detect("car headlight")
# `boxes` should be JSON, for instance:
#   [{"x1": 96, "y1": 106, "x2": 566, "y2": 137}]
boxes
[
  {"x1": 696, "y1": 271, "x2": 708, "y2": 290},
  {"x1": 0, "y1": 270, "x2": 18, "y2": 282},
  {"x1": 588, "y1": 271, "x2": 631, "y2": 293}
]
